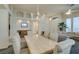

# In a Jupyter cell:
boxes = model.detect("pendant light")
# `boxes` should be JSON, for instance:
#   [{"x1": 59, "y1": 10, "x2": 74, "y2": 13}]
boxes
[
  {"x1": 65, "y1": 9, "x2": 71, "y2": 15},
  {"x1": 36, "y1": 4, "x2": 40, "y2": 20},
  {"x1": 65, "y1": 4, "x2": 74, "y2": 15}
]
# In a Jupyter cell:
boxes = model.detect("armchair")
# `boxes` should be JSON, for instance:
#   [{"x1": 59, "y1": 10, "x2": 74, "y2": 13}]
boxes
[
  {"x1": 12, "y1": 32, "x2": 29, "y2": 54},
  {"x1": 57, "y1": 38, "x2": 75, "y2": 54}
]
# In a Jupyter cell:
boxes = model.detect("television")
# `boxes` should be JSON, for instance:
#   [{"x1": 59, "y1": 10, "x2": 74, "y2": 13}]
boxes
[{"x1": 21, "y1": 22, "x2": 28, "y2": 28}]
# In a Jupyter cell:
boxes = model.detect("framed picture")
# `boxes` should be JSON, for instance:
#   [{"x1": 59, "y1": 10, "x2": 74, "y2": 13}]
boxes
[{"x1": 21, "y1": 22, "x2": 28, "y2": 28}]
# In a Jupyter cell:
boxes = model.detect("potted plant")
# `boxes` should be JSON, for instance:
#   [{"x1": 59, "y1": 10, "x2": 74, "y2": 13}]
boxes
[{"x1": 58, "y1": 22, "x2": 67, "y2": 31}]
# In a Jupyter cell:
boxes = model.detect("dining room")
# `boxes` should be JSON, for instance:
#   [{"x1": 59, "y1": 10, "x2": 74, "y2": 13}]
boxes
[{"x1": 0, "y1": 4, "x2": 79, "y2": 54}]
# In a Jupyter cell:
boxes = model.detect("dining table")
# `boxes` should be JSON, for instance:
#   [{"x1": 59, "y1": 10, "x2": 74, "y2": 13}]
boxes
[{"x1": 24, "y1": 34, "x2": 58, "y2": 54}]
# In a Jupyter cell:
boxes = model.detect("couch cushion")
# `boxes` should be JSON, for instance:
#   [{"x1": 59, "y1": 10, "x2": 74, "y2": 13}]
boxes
[{"x1": 58, "y1": 38, "x2": 75, "y2": 50}]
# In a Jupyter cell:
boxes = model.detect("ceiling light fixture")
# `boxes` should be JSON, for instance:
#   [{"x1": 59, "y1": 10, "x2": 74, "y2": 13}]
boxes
[
  {"x1": 65, "y1": 9, "x2": 71, "y2": 15},
  {"x1": 36, "y1": 5, "x2": 40, "y2": 20},
  {"x1": 49, "y1": 17, "x2": 52, "y2": 21},
  {"x1": 65, "y1": 4, "x2": 75, "y2": 15},
  {"x1": 17, "y1": 20, "x2": 22, "y2": 24}
]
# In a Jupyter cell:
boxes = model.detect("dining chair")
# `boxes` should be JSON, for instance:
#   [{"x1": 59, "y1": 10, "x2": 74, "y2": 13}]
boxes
[{"x1": 12, "y1": 32, "x2": 29, "y2": 54}]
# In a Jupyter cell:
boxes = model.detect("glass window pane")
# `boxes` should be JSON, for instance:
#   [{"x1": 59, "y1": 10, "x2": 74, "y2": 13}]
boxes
[
  {"x1": 73, "y1": 17, "x2": 79, "y2": 32},
  {"x1": 66, "y1": 18, "x2": 71, "y2": 32}
]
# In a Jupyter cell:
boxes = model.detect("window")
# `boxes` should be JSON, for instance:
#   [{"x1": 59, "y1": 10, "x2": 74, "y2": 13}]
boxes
[
  {"x1": 66, "y1": 18, "x2": 71, "y2": 32},
  {"x1": 66, "y1": 16, "x2": 79, "y2": 32},
  {"x1": 73, "y1": 17, "x2": 79, "y2": 32}
]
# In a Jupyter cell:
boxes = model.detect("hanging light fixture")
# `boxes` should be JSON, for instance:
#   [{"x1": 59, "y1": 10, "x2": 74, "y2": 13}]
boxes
[
  {"x1": 65, "y1": 9, "x2": 71, "y2": 15},
  {"x1": 36, "y1": 4, "x2": 40, "y2": 20},
  {"x1": 31, "y1": 12, "x2": 33, "y2": 20},
  {"x1": 65, "y1": 4, "x2": 74, "y2": 15}
]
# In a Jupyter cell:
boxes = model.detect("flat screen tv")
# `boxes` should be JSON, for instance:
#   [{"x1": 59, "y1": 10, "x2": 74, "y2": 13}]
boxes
[{"x1": 21, "y1": 22, "x2": 28, "y2": 28}]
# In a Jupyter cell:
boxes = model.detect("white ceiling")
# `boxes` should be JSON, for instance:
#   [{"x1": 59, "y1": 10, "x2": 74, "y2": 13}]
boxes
[
  {"x1": 11, "y1": 4, "x2": 67, "y2": 14},
  {"x1": 9, "y1": 4, "x2": 79, "y2": 15},
  {"x1": 0, "y1": 4, "x2": 5, "y2": 9},
  {"x1": 12, "y1": 4, "x2": 79, "y2": 13}
]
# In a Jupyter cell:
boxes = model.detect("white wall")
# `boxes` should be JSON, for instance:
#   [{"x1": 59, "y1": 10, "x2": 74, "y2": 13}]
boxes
[
  {"x1": 0, "y1": 9, "x2": 10, "y2": 49},
  {"x1": 10, "y1": 15, "x2": 49, "y2": 36},
  {"x1": 10, "y1": 17, "x2": 31, "y2": 36},
  {"x1": 10, "y1": 13, "x2": 63, "y2": 37}
]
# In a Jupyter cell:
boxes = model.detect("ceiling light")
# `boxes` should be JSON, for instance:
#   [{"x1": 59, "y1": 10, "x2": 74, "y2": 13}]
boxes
[
  {"x1": 17, "y1": 20, "x2": 22, "y2": 24},
  {"x1": 65, "y1": 9, "x2": 71, "y2": 15},
  {"x1": 36, "y1": 5, "x2": 40, "y2": 20},
  {"x1": 49, "y1": 18, "x2": 52, "y2": 21}
]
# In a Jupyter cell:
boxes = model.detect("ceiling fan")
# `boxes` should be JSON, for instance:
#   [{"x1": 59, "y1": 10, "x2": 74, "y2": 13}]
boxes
[{"x1": 65, "y1": 4, "x2": 79, "y2": 15}]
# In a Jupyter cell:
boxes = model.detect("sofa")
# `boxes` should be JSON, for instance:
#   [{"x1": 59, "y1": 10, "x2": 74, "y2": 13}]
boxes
[
  {"x1": 49, "y1": 31, "x2": 75, "y2": 54},
  {"x1": 57, "y1": 38, "x2": 75, "y2": 54}
]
